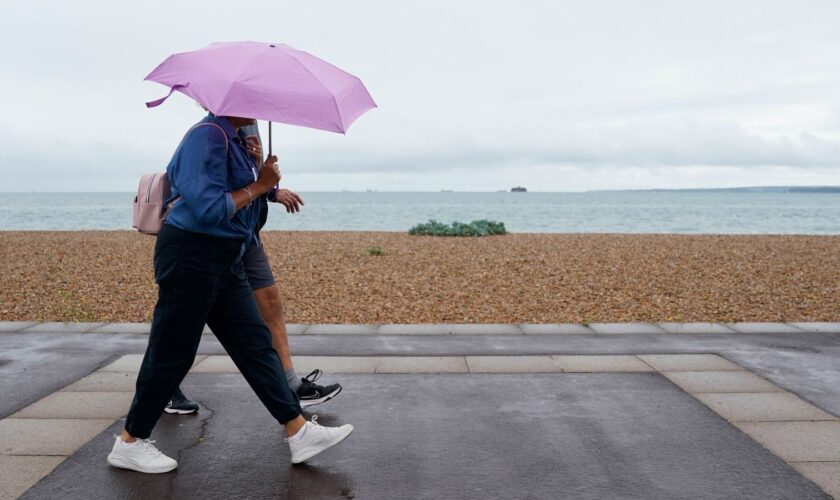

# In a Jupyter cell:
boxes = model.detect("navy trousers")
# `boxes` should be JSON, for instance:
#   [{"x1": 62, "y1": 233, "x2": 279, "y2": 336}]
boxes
[{"x1": 125, "y1": 224, "x2": 301, "y2": 439}]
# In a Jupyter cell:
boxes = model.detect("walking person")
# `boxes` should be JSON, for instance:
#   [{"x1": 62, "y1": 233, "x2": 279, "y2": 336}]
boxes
[
  {"x1": 107, "y1": 112, "x2": 352, "y2": 473},
  {"x1": 167, "y1": 124, "x2": 341, "y2": 415}
]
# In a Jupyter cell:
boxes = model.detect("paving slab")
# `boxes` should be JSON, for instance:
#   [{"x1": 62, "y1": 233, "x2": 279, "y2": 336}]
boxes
[
  {"x1": 790, "y1": 322, "x2": 840, "y2": 334},
  {"x1": 20, "y1": 322, "x2": 106, "y2": 333},
  {"x1": 791, "y1": 462, "x2": 840, "y2": 499},
  {"x1": 60, "y1": 372, "x2": 138, "y2": 392},
  {"x1": 466, "y1": 355, "x2": 560, "y2": 373},
  {"x1": 98, "y1": 354, "x2": 146, "y2": 373},
  {"x1": 0, "y1": 321, "x2": 36, "y2": 333},
  {"x1": 100, "y1": 354, "x2": 207, "y2": 373},
  {"x1": 551, "y1": 355, "x2": 653, "y2": 372},
  {"x1": 305, "y1": 324, "x2": 379, "y2": 335},
  {"x1": 656, "y1": 322, "x2": 737, "y2": 334},
  {"x1": 87, "y1": 323, "x2": 151, "y2": 334},
  {"x1": 284, "y1": 324, "x2": 307, "y2": 335},
  {"x1": 727, "y1": 322, "x2": 804, "y2": 334},
  {"x1": 192, "y1": 355, "x2": 381, "y2": 375},
  {"x1": 663, "y1": 371, "x2": 784, "y2": 394},
  {"x1": 0, "y1": 418, "x2": 114, "y2": 455},
  {"x1": 376, "y1": 324, "x2": 452, "y2": 335},
  {"x1": 11, "y1": 392, "x2": 134, "y2": 419},
  {"x1": 520, "y1": 323, "x2": 595, "y2": 334},
  {"x1": 446, "y1": 324, "x2": 523, "y2": 335},
  {"x1": 190, "y1": 355, "x2": 239, "y2": 373},
  {"x1": 21, "y1": 373, "x2": 828, "y2": 500},
  {"x1": 373, "y1": 356, "x2": 468, "y2": 373},
  {"x1": 736, "y1": 421, "x2": 840, "y2": 462},
  {"x1": 694, "y1": 393, "x2": 838, "y2": 422},
  {"x1": 588, "y1": 323, "x2": 667, "y2": 334},
  {"x1": 293, "y1": 356, "x2": 377, "y2": 374},
  {"x1": 638, "y1": 354, "x2": 743, "y2": 372},
  {"x1": 0, "y1": 455, "x2": 65, "y2": 500}
]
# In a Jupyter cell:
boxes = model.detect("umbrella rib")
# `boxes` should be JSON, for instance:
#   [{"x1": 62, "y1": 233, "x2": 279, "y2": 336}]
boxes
[{"x1": 283, "y1": 52, "x2": 345, "y2": 132}]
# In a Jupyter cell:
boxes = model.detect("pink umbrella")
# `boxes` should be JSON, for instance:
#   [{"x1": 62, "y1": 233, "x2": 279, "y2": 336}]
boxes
[{"x1": 145, "y1": 41, "x2": 376, "y2": 151}]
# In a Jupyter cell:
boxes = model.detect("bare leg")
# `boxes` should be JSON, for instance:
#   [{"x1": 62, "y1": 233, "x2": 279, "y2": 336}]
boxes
[{"x1": 253, "y1": 285, "x2": 293, "y2": 370}]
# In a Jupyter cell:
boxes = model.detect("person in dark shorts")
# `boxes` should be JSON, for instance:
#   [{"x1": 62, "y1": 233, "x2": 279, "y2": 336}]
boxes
[{"x1": 167, "y1": 123, "x2": 341, "y2": 415}]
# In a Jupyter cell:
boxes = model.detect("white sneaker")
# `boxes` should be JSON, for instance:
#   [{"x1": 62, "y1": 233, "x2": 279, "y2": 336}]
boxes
[
  {"x1": 107, "y1": 435, "x2": 178, "y2": 473},
  {"x1": 288, "y1": 416, "x2": 353, "y2": 464}
]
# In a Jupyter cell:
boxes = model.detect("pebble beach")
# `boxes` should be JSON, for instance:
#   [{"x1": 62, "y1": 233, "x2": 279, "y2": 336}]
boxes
[{"x1": 1, "y1": 231, "x2": 838, "y2": 323}]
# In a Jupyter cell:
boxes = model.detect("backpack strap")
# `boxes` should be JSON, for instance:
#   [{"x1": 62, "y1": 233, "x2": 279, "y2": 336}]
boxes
[
  {"x1": 176, "y1": 121, "x2": 229, "y2": 155},
  {"x1": 166, "y1": 121, "x2": 231, "y2": 208}
]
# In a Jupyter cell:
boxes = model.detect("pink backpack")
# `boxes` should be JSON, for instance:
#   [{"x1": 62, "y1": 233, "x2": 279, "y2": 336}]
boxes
[{"x1": 132, "y1": 123, "x2": 229, "y2": 235}]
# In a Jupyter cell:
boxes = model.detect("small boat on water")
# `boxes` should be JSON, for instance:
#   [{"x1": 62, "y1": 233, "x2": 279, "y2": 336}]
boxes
[{"x1": 511, "y1": 186, "x2": 527, "y2": 192}]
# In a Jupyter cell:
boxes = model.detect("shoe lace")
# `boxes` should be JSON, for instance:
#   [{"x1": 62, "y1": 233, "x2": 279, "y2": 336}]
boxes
[
  {"x1": 113, "y1": 434, "x2": 163, "y2": 457},
  {"x1": 138, "y1": 439, "x2": 163, "y2": 457},
  {"x1": 303, "y1": 369, "x2": 322, "y2": 384}
]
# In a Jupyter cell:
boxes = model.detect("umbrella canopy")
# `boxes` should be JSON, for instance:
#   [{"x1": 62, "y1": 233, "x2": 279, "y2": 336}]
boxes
[{"x1": 145, "y1": 41, "x2": 376, "y2": 134}]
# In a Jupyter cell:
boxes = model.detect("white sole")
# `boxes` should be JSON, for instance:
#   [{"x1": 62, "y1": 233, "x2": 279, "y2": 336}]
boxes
[
  {"x1": 107, "y1": 453, "x2": 177, "y2": 473},
  {"x1": 290, "y1": 425, "x2": 354, "y2": 464},
  {"x1": 164, "y1": 407, "x2": 198, "y2": 415},
  {"x1": 299, "y1": 386, "x2": 342, "y2": 408}
]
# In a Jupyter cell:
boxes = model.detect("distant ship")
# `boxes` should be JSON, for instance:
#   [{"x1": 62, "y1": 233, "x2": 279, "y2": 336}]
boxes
[{"x1": 511, "y1": 186, "x2": 527, "y2": 192}]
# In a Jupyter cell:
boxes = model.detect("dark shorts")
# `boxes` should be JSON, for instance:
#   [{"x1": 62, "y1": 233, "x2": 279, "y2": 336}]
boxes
[{"x1": 242, "y1": 241, "x2": 276, "y2": 290}]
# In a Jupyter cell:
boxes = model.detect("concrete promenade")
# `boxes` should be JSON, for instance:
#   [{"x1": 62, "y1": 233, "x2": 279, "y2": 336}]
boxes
[{"x1": 1, "y1": 322, "x2": 839, "y2": 499}]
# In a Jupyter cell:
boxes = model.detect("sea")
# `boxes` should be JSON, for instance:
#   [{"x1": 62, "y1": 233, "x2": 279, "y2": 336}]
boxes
[{"x1": 1, "y1": 191, "x2": 839, "y2": 234}]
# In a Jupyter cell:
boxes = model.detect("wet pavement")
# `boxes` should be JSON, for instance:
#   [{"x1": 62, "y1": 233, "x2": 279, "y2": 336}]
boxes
[
  {"x1": 18, "y1": 373, "x2": 829, "y2": 499},
  {"x1": 2, "y1": 326, "x2": 840, "y2": 498}
]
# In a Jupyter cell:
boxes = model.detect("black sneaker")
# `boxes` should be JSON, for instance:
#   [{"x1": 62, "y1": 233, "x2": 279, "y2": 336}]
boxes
[
  {"x1": 164, "y1": 387, "x2": 199, "y2": 415},
  {"x1": 297, "y1": 369, "x2": 342, "y2": 408}
]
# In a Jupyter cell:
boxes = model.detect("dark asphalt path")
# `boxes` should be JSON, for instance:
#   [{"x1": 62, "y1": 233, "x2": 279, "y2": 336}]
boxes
[{"x1": 20, "y1": 373, "x2": 830, "y2": 500}]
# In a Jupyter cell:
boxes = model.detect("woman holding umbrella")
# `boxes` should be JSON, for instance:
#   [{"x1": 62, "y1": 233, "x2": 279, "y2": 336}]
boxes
[{"x1": 107, "y1": 112, "x2": 353, "y2": 473}]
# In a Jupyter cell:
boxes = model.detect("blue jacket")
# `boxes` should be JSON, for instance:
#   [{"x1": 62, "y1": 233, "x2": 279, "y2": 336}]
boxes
[{"x1": 164, "y1": 114, "x2": 260, "y2": 244}]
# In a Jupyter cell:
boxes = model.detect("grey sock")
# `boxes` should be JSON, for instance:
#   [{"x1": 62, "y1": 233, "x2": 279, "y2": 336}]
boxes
[{"x1": 286, "y1": 368, "x2": 302, "y2": 392}]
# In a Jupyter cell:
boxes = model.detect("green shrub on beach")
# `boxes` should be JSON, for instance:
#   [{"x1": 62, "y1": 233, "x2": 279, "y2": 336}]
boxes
[
  {"x1": 366, "y1": 246, "x2": 385, "y2": 256},
  {"x1": 408, "y1": 219, "x2": 507, "y2": 237}
]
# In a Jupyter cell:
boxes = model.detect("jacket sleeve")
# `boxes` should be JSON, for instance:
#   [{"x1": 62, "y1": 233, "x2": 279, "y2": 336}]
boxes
[{"x1": 175, "y1": 126, "x2": 236, "y2": 225}]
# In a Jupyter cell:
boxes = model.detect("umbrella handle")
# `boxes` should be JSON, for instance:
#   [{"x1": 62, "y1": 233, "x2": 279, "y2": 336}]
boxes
[{"x1": 268, "y1": 121, "x2": 272, "y2": 156}]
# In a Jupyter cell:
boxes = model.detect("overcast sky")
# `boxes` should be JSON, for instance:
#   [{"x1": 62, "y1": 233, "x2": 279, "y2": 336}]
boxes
[{"x1": 1, "y1": 0, "x2": 839, "y2": 192}]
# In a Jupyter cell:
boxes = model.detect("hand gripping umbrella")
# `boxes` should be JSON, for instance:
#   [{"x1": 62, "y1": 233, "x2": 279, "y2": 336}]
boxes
[{"x1": 145, "y1": 41, "x2": 376, "y2": 153}]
